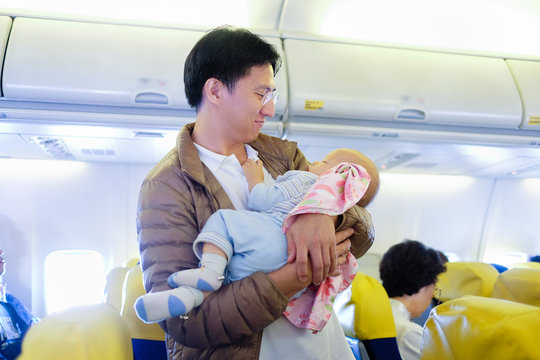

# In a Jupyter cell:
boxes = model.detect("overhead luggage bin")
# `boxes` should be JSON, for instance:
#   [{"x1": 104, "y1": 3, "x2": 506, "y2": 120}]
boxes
[
  {"x1": 1, "y1": 18, "x2": 287, "y2": 126},
  {"x1": 506, "y1": 59, "x2": 540, "y2": 131},
  {"x1": 284, "y1": 39, "x2": 522, "y2": 129},
  {"x1": 3, "y1": 18, "x2": 196, "y2": 109}
]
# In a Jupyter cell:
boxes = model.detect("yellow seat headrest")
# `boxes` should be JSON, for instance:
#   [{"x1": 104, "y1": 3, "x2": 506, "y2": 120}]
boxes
[
  {"x1": 120, "y1": 265, "x2": 165, "y2": 341},
  {"x1": 422, "y1": 296, "x2": 540, "y2": 360},
  {"x1": 436, "y1": 262, "x2": 499, "y2": 302},
  {"x1": 345, "y1": 272, "x2": 397, "y2": 340},
  {"x1": 19, "y1": 304, "x2": 133, "y2": 360},
  {"x1": 491, "y1": 268, "x2": 540, "y2": 307},
  {"x1": 123, "y1": 257, "x2": 140, "y2": 268},
  {"x1": 104, "y1": 267, "x2": 131, "y2": 312}
]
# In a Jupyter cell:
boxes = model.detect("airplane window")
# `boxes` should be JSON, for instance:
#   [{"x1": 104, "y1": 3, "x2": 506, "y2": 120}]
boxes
[
  {"x1": 483, "y1": 252, "x2": 529, "y2": 268},
  {"x1": 443, "y1": 251, "x2": 460, "y2": 263},
  {"x1": 44, "y1": 250, "x2": 105, "y2": 315}
]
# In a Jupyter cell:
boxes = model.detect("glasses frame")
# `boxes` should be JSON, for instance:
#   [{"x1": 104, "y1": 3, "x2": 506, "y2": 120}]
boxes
[
  {"x1": 433, "y1": 286, "x2": 442, "y2": 306},
  {"x1": 219, "y1": 79, "x2": 279, "y2": 107}
]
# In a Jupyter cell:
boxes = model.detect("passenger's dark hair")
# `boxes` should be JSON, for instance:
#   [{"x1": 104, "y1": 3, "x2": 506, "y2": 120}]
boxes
[
  {"x1": 184, "y1": 25, "x2": 282, "y2": 110},
  {"x1": 379, "y1": 240, "x2": 446, "y2": 298}
]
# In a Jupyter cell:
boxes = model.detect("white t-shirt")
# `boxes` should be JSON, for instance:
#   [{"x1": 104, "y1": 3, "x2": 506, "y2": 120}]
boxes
[
  {"x1": 194, "y1": 143, "x2": 354, "y2": 360},
  {"x1": 194, "y1": 143, "x2": 273, "y2": 209},
  {"x1": 390, "y1": 298, "x2": 423, "y2": 360}
]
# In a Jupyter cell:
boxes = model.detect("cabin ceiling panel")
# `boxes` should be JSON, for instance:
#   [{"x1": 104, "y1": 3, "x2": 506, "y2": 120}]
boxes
[
  {"x1": 291, "y1": 133, "x2": 540, "y2": 179},
  {"x1": 0, "y1": 133, "x2": 44, "y2": 159}
]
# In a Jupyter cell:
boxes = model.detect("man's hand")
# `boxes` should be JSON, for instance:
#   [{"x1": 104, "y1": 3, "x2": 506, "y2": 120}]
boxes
[
  {"x1": 330, "y1": 230, "x2": 353, "y2": 276},
  {"x1": 286, "y1": 213, "x2": 345, "y2": 285}
]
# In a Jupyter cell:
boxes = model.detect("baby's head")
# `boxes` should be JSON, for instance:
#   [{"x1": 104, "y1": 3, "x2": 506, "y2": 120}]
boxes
[{"x1": 309, "y1": 148, "x2": 379, "y2": 207}]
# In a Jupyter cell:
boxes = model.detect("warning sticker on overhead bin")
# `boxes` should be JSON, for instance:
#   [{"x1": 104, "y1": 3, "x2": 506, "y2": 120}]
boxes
[
  {"x1": 528, "y1": 116, "x2": 540, "y2": 125},
  {"x1": 305, "y1": 100, "x2": 325, "y2": 110}
]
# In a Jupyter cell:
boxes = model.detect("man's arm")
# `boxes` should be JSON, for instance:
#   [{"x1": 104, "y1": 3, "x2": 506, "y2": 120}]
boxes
[
  {"x1": 138, "y1": 177, "x2": 287, "y2": 348},
  {"x1": 337, "y1": 206, "x2": 375, "y2": 259}
]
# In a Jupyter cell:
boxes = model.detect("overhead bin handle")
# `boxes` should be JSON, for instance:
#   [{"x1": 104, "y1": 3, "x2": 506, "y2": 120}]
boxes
[
  {"x1": 395, "y1": 108, "x2": 427, "y2": 121},
  {"x1": 134, "y1": 92, "x2": 169, "y2": 105}
]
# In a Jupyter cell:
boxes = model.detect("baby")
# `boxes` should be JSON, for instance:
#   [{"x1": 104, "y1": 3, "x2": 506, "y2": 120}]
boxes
[{"x1": 135, "y1": 148, "x2": 379, "y2": 332}]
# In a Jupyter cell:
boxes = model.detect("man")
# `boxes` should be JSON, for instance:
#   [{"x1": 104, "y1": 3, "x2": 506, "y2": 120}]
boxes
[
  {"x1": 137, "y1": 26, "x2": 374, "y2": 359},
  {"x1": 0, "y1": 250, "x2": 37, "y2": 360},
  {"x1": 379, "y1": 240, "x2": 446, "y2": 360}
]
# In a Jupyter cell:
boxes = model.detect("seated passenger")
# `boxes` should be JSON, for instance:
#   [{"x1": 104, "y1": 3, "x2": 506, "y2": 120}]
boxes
[
  {"x1": 379, "y1": 240, "x2": 446, "y2": 360},
  {"x1": 412, "y1": 251, "x2": 448, "y2": 326},
  {"x1": 0, "y1": 249, "x2": 38, "y2": 360},
  {"x1": 135, "y1": 149, "x2": 379, "y2": 333}
]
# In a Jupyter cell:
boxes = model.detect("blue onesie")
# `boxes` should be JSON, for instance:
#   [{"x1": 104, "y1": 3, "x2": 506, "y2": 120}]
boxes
[{"x1": 192, "y1": 170, "x2": 318, "y2": 283}]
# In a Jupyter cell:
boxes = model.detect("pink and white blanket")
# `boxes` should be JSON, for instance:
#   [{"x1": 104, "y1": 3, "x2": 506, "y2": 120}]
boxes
[{"x1": 282, "y1": 162, "x2": 371, "y2": 333}]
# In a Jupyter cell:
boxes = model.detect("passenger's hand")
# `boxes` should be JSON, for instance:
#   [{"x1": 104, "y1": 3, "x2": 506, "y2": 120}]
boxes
[
  {"x1": 285, "y1": 213, "x2": 336, "y2": 285},
  {"x1": 330, "y1": 228, "x2": 353, "y2": 276}
]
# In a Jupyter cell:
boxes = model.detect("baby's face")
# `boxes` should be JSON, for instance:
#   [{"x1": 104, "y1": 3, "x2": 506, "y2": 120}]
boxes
[
  {"x1": 309, "y1": 160, "x2": 335, "y2": 176},
  {"x1": 309, "y1": 154, "x2": 346, "y2": 176}
]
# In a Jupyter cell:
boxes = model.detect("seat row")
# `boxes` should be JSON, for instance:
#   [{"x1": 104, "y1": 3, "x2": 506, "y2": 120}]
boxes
[
  {"x1": 336, "y1": 261, "x2": 540, "y2": 360},
  {"x1": 18, "y1": 259, "x2": 167, "y2": 360}
]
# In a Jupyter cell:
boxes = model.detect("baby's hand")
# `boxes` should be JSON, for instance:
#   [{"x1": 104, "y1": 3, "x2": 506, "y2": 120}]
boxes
[{"x1": 242, "y1": 159, "x2": 264, "y2": 191}]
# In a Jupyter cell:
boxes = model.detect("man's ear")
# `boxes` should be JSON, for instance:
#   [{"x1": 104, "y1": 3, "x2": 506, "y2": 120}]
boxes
[{"x1": 203, "y1": 78, "x2": 225, "y2": 106}]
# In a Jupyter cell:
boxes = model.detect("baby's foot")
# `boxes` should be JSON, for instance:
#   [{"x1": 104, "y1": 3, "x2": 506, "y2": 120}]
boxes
[
  {"x1": 168, "y1": 267, "x2": 224, "y2": 291},
  {"x1": 134, "y1": 286, "x2": 203, "y2": 323}
]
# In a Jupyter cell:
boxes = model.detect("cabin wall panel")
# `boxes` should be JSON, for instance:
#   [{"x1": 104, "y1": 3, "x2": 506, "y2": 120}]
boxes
[
  {"x1": 0, "y1": 160, "x2": 152, "y2": 317},
  {"x1": 365, "y1": 174, "x2": 494, "y2": 261},
  {"x1": 482, "y1": 178, "x2": 540, "y2": 260}
]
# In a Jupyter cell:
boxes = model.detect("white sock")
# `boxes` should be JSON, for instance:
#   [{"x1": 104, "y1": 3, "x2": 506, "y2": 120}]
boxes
[
  {"x1": 168, "y1": 253, "x2": 227, "y2": 291},
  {"x1": 134, "y1": 286, "x2": 203, "y2": 323}
]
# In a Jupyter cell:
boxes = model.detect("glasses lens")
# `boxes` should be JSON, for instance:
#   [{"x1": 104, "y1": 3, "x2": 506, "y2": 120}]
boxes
[{"x1": 262, "y1": 91, "x2": 278, "y2": 106}]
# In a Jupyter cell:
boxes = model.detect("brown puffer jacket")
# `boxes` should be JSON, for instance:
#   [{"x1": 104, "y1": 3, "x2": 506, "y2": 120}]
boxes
[{"x1": 137, "y1": 123, "x2": 375, "y2": 359}]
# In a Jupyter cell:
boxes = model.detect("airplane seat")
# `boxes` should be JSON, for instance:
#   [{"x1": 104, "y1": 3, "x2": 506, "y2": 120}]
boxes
[
  {"x1": 121, "y1": 264, "x2": 167, "y2": 360},
  {"x1": 489, "y1": 263, "x2": 508, "y2": 273},
  {"x1": 123, "y1": 256, "x2": 141, "y2": 268},
  {"x1": 335, "y1": 272, "x2": 402, "y2": 360},
  {"x1": 436, "y1": 261, "x2": 499, "y2": 302},
  {"x1": 104, "y1": 266, "x2": 131, "y2": 312},
  {"x1": 422, "y1": 295, "x2": 540, "y2": 360},
  {"x1": 355, "y1": 253, "x2": 382, "y2": 282},
  {"x1": 104, "y1": 257, "x2": 140, "y2": 312},
  {"x1": 18, "y1": 303, "x2": 133, "y2": 360},
  {"x1": 491, "y1": 267, "x2": 540, "y2": 307},
  {"x1": 511, "y1": 261, "x2": 540, "y2": 270}
]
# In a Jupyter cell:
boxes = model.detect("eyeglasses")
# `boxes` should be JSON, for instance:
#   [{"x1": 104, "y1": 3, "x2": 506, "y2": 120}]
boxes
[
  {"x1": 434, "y1": 286, "x2": 442, "y2": 306},
  {"x1": 220, "y1": 79, "x2": 279, "y2": 107}
]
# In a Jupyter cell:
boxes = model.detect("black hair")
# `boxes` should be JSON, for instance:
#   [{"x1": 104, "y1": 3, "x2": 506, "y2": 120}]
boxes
[
  {"x1": 379, "y1": 240, "x2": 446, "y2": 297},
  {"x1": 184, "y1": 25, "x2": 282, "y2": 110}
]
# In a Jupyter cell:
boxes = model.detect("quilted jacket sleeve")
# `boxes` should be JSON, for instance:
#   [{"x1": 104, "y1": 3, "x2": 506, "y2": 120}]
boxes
[
  {"x1": 336, "y1": 205, "x2": 375, "y2": 259},
  {"x1": 137, "y1": 159, "x2": 289, "y2": 349}
]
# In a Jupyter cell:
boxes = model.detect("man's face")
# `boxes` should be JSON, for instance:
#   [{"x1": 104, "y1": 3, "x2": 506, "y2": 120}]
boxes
[{"x1": 220, "y1": 64, "x2": 277, "y2": 144}]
